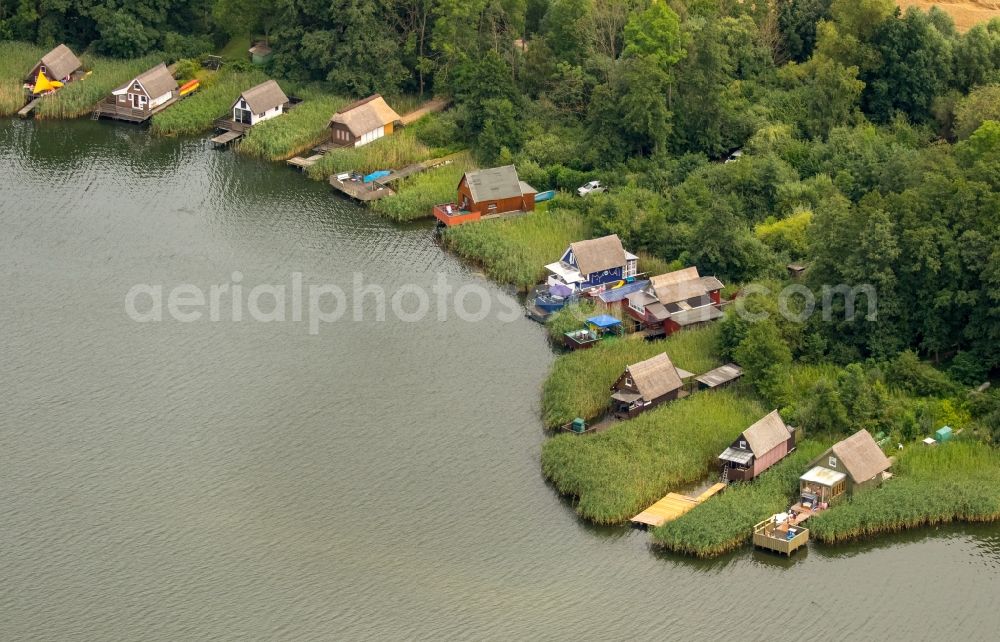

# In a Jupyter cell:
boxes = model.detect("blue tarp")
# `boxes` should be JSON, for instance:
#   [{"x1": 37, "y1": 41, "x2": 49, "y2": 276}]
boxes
[
  {"x1": 363, "y1": 170, "x2": 391, "y2": 183},
  {"x1": 587, "y1": 314, "x2": 622, "y2": 329},
  {"x1": 597, "y1": 280, "x2": 650, "y2": 304},
  {"x1": 535, "y1": 190, "x2": 556, "y2": 202}
]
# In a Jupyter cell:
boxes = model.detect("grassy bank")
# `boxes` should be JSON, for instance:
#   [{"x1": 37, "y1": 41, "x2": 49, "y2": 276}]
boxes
[
  {"x1": 541, "y1": 390, "x2": 767, "y2": 524},
  {"x1": 542, "y1": 325, "x2": 724, "y2": 428},
  {"x1": 0, "y1": 42, "x2": 45, "y2": 116},
  {"x1": 652, "y1": 440, "x2": 828, "y2": 557},
  {"x1": 238, "y1": 89, "x2": 347, "y2": 160},
  {"x1": 369, "y1": 152, "x2": 475, "y2": 222},
  {"x1": 810, "y1": 441, "x2": 1000, "y2": 543},
  {"x1": 37, "y1": 55, "x2": 162, "y2": 119},
  {"x1": 304, "y1": 127, "x2": 437, "y2": 180},
  {"x1": 151, "y1": 68, "x2": 267, "y2": 136},
  {"x1": 441, "y1": 207, "x2": 589, "y2": 289}
]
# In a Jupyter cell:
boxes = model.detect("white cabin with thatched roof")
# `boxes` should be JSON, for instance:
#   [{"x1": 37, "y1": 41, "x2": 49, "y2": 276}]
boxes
[{"x1": 328, "y1": 94, "x2": 400, "y2": 147}]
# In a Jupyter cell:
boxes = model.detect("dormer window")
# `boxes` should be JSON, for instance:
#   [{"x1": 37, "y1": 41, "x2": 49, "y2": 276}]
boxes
[{"x1": 829, "y1": 456, "x2": 837, "y2": 468}]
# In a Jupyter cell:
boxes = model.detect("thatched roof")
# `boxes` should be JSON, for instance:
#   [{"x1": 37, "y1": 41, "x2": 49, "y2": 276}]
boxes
[
  {"x1": 650, "y1": 267, "x2": 700, "y2": 289},
  {"x1": 328, "y1": 94, "x2": 400, "y2": 136},
  {"x1": 238, "y1": 79, "x2": 288, "y2": 114},
  {"x1": 462, "y1": 165, "x2": 526, "y2": 202},
  {"x1": 649, "y1": 268, "x2": 724, "y2": 304},
  {"x1": 624, "y1": 353, "x2": 683, "y2": 400},
  {"x1": 742, "y1": 410, "x2": 791, "y2": 456},
  {"x1": 828, "y1": 430, "x2": 892, "y2": 483},
  {"x1": 116, "y1": 63, "x2": 177, "y2": 98},
  {"x1": 570, "y1": 234, "x2": 626, "y2": 275},
  {"x1": 36, "y1": 44, "x2": 82, "y2": 81}
]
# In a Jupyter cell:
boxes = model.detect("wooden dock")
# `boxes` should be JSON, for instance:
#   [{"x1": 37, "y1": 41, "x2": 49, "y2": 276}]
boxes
[
  {"x1": 93, "y1": 94, "x2": 180, "y2": 123},
  {"x1": 210, "y1": 129, "x2": 243, "y2": 146},
  {"x1": 18, "y1": 97, "x2": 41, "y2": 118},
  {"x1": 753, "y1": 518, "x2": 809, "y2": 556},
  {"x1": 631, "y1": 482, "x2": 726, "y2": 528},
  {"x1": 328, "y1": 175, "x2": 395, "y2": 202}
]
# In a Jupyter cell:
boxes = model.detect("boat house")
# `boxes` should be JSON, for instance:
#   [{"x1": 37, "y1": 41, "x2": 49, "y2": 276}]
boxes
[
  {"x1": 229, "y1": 80, "x2": 289, "y2": 128},
  {"x1": 96, "y1": 63, "x2": 179, "y2": 122},
  {"x1": 328, "y1": 94, "x2": 400, "y2": 148},
  {"x1": 545, "y1": 234, "x2": 638, "y2": 292},
  {"x1": 719, "y1": 410, "x2": 798, "y2": 482},
  {"x1": 25, "y1": 44, "x2": 82, "y2": 93},
  {"x1": 799, "y1": 429, "x2": 892, "y2": 507},
  {"x1": 433, "y1": 165, "x2": 537, "y2": 226},
  {"x1": 625, "y1": 266, "x2": 724, "y2": 336},
  {"x1": 610, "y1": 352, "x2": 690, "y2": 418}
]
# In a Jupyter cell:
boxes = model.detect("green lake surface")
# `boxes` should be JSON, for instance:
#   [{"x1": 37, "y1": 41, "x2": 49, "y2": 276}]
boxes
[{"x1": 1, "y1": 119, "x2": 998, "y2": 640}]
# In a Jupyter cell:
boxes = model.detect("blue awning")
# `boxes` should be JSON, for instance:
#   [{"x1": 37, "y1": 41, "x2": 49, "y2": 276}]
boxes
[{"x1": 586, "y1": 314, "x2": 621, "y2": 329}]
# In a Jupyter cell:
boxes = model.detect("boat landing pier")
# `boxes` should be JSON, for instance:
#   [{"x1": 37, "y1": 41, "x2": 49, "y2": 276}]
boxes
[{"x1": 630, "y1": 482, "x2": 726, "y2": 528}]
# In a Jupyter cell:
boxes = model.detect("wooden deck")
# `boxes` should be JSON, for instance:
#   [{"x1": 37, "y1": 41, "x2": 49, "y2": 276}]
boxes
[
  {"x1": 631, "y1": 482, "x2": 726, "y2": 528},
  {"x1": 328, "y1": 176, "x2": 395, "y2": 202},
  {"x1": 18, "y1": 97, "x2": 41, "y2": 118},
  {"x1": 753, "y1": 519, "x2": 809, "y2": 555},
  {"x1": 94, "y1": 94, "x2": 180, "y2": 123},
  {"x1": 210, "y1": 129, "x2": 243, "y2": 146}
]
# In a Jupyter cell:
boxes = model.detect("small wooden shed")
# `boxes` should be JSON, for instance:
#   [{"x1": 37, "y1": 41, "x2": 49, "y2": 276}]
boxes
[
  {"x1": 799, "y1": 429, "x2": 892, "y2": 506},
  {"x1": 25, "y1": 44, "x2": 83, "y2": 89},
  {"x1": 610, "y1": 352, "x2": 686, "y2": 418},
  {"x1": 328, "y1": 94, "x2": 401, "y2": 147},
  {"x1": 719, "y1": 410, "x2": 798, "y2": 482}
]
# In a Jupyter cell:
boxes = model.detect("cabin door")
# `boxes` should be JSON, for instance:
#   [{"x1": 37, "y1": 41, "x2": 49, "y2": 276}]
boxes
[{"x1": 235, "y1": 108, "x2": 252, "y2": 125}]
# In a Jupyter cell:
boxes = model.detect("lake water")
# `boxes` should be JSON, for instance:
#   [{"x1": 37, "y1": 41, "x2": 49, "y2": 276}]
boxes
[{"x1": 1, "y1": 119, "x2": 997, "y2": 641}]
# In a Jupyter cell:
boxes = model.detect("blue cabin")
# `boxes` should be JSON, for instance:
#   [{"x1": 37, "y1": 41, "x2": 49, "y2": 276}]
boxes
[{"x1": 545, "y1": 234, "x2": 638, "y2": 292}]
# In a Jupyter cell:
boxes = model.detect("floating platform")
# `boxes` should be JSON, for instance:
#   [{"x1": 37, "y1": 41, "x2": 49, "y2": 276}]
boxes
[
  {"x1": 753, "y1": 518, "x2": 809, "y2": 556},
  {"x1": 287, "y1": 154, "x2": 323, "y2": 169},
  {"x1": 18, "y1": 97, "x2": 41, "y2": 118},
  {"x1": 631, "y1": 482, "x2": 726, "y2": 528}
]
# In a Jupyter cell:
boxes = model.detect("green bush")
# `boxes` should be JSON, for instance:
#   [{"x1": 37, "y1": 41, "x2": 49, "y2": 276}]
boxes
[{"x1": 0, "y1": 41, "x2": 45, "y2": 116}]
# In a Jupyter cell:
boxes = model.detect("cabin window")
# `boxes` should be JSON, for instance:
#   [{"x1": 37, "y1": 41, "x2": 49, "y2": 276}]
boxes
[
  {"x1": 624, "y1": 261, "x2": 637, "y2": 278},
  {"x1": 832, "y1": 479, "x2": 846, "y2": 497},
  {"x1": 829, "y1": 456, "x2": 837, "y2": 468},
  {"x1": 739, "y1": 440, "x2": 747, "y2": 450},
  {"x1": 628, "y1": 299, "x2": 644, "y2": 314},
  {"x1": 488, "y1": 203, "x2": 497, "y2": 211},
  {"x1": 625, "y1": 377, "x2": 633, "y2": 387}
]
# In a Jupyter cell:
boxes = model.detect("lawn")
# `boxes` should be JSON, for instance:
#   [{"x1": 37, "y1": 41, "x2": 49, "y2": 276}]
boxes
[
  {"x1": 238, "y1": 88, "x2": 348, "y2": 160},
  {"x1": 540, "y1": 389, "x2": 767, "y2": 524},
  {"x1": 652, "y1": 440, "x2": 828, "y2": 556},
  {"x1": 541, "y1": 324, "x2": 724, "y2": 428},
  {"x1": 0, "y1": 41, "x2": 45, "y2": 116},
  {"x1": 809, "y1": 440, "x2": 1000, "y2": 543},
  {"x1": 151, "y1": 67, "x2": 268, "y2": 136}
]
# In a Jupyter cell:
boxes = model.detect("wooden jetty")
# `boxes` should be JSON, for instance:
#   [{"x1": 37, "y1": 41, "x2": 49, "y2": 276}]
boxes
[
  {"x1": 328, "y1": 175, "x2": 396, "y2": 202},
  {"x1": 93, "y1": 94, "x2": 180, "y2": 123},
  {"x1": 631, "y1": 482, "x2": 726, "y2": 528},
  {"x1": 210, "y1": 129, "x2": 243, "y2": 146},
  {"x1": 18, "y1": 97, "x2": 41, "y2": 118},
  {"x1": 327, "y1": 151, "x2": 465, "y2": 202},
  {"x1": 210, "y1": 117, "x2": 249, "y2": 147}
]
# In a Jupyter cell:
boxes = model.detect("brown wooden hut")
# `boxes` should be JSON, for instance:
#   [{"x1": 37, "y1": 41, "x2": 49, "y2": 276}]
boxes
[
  {"x1": 719, "y1": 410, "x2": 798, "y2": 482},
  {"x1": 799, "y1": 429, "x2": 892, "y2": 507},
  {"x1": 610, "y1": 353, "x2": 686, "y2": 418},
  {"x1": 97, "y1": 63, "x2": 178, "y2": 121},
  {"x1": 25, "y1": 44, "x2": 83, "y2": 87},
  {"x1": 328, "y1": 94, "x2": 401, "y2": 147}
]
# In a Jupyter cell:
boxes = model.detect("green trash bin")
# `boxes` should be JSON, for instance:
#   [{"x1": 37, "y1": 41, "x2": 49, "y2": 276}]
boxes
[{"x1": 572, "y1": 418, "x2": 586, "y2": 433}]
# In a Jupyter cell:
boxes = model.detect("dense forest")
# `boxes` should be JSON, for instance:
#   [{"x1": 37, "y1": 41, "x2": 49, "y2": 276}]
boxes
[{"x1": 4, "y1": 0, "x2": 999, "y2": 432}]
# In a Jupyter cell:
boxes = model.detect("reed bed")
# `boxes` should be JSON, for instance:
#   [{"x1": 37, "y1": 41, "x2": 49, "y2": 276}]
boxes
[
  {"x1": 441, "y1": 208, "x2": 589, "y2": 289},
  {"x1": 151, "y1": 68, "x2": 268, "y2": 136},
  {"x1": 36, "y1": 55, "x2": 162, "y2": 119},
  {"x1": 369, "y1": 152, "x2": 474, "y2": 221},
  {"x1": 305, "y1": 128, "x2": 435, "y2": 180},
  {"x1": 810, "y1": 441, "x2": 1000, "y2": 543},
  {"x1": 238, "y1": 90, "x2": 348, "y2": 160},
  {"x1": 540, "y1": 390, "x2": 767, "y2": 524},
  {"x1": 652, "y1": 441, "x2": 828, "y2": 557},
  {"x1": 0, "y1": 42, "x2": 45, "y2": 116},
  {"x1": 541, "y1": 325, "x2": 724, "y2": 428}
]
